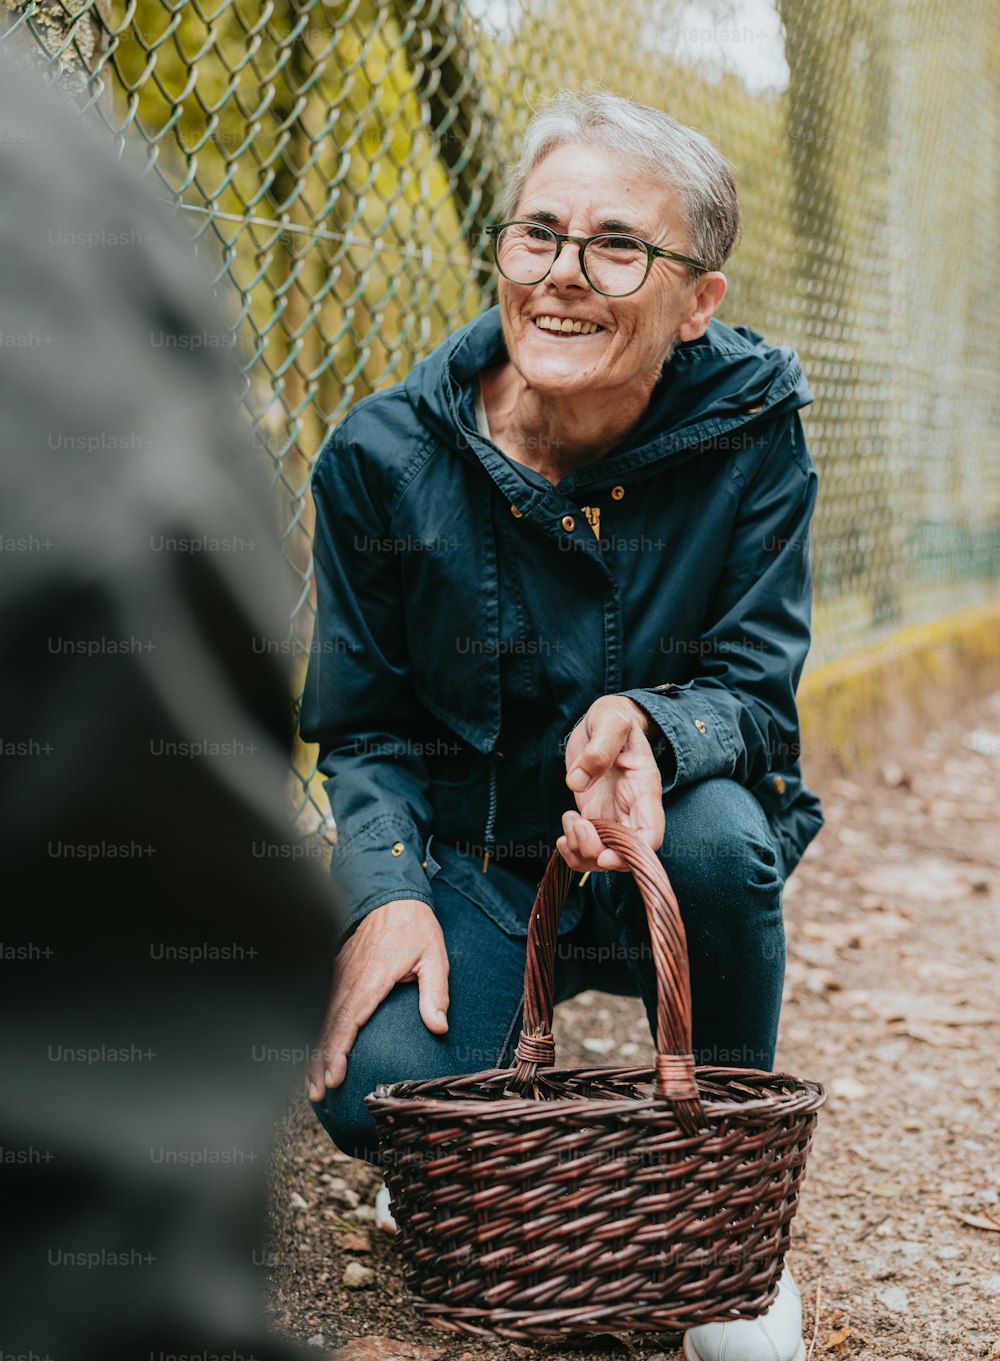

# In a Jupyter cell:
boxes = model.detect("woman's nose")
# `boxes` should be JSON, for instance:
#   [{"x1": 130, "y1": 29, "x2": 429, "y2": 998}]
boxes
[{"x1": 547, "y1": 239, "x2": 589, "y2": 289}]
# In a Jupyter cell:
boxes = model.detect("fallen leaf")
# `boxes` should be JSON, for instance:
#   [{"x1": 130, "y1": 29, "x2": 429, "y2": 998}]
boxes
[
  {"x1": 823, "y1": 1325, "x2": 852, "y2": 1348},
  {"x1": 895, "y1": 1022, "x2": 972, "y2": 1048},
  {"x1": 329, "y1": 1341, "x2": 447, "y2": 1361},
  {"x1": 802, "y1": 915, "x2": 910, "y2": 949},
  {"x1": 857, "y1": 858, "x2": 979, "y2": 902},
  {"x1": 866, "y1": 990, "x2": 996, "y2": 1027},
  {"x1": 906, "y1": 958, "x2": 971, "y2": 981},
  {"x1": 957, "y1": 1212, "x2": 1000, "y2": 1232}
]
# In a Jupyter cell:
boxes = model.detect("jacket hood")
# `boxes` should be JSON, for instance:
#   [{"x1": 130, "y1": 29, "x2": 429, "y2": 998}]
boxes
[{"x1": 403, "y1": 304, "x2": 813, "y2": 482}]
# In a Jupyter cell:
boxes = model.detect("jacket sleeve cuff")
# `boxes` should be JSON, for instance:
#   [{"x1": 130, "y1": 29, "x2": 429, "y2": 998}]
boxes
[
  {"x1": 328, "y1": 814, "x2": 434, "y2": 954},
  {"x1": 613, "y1": 684, "x2": 736, "y2": 792}
]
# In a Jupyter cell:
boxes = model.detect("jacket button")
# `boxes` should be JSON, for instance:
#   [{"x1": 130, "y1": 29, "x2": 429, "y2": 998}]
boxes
[
  {"x1": 510, "y1": 505, "x2": 524, "y2": 519},
  {"x1": 694, "y1": 719, "x2": 706, "y2": 733},
  {"x1": 611, "y1": 485, "x2": 625, "y2": 501},
  {"x1": 561, "y1": 514, "x2": 575, "y2": 532},
  {"x1": 421, "y1": 859, "x2": 428, "y2": 870},
  {"x1": 772, "y1": 775, "x2": 786, "y2": 794},
  {"x1": 390, "y1": 841, "x2": 404, "y2": 856}
]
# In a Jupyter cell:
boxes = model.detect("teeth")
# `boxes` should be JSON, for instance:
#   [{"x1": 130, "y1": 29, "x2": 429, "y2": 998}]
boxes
[{"x1": 534, "y1": 316, "x2": 602, "y2": 335}]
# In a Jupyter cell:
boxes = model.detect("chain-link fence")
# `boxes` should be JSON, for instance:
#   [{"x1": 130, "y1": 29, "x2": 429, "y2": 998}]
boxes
[{"x1": 4, "y1": 0, "x2": 999, "y2": 832}]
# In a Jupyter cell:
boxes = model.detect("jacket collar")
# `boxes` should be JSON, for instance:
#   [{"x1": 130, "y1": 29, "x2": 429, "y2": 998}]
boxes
[{"x1": 403, "y1": 304, "x2": 813, "y2": 496}]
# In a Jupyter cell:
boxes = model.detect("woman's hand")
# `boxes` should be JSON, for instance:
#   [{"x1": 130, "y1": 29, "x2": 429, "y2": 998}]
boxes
[
  {"x1": 557, "y1": 697, "x2": 666, "y2": 873},
  {"x1": 306, "y1": 899, "x2": 449, "y2": 1100}
]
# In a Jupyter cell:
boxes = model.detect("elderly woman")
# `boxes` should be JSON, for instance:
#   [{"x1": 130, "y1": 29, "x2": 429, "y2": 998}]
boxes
[{"x1": 300, "y1": 90, "x2": 823, "y2": 1361}]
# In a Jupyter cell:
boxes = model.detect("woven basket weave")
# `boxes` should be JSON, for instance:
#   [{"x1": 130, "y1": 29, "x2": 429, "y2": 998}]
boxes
[{"x1": 364, "y1": 821, "x2": 826, "y2": 1340}]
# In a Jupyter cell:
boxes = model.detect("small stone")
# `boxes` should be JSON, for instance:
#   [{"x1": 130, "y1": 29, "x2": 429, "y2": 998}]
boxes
[
  {"x1": 341, "y1": 1232, "x2": 372, "y2": 1253},
  {"x1": 875, "y1": 1285, "x2": 910, "y2": 1312},
  {"x1": 582, "y1": 1036, "x2": 615, "y2": 1054},
  {"x1": 343, "y1": 1260, "x2": 376, "y2": 1289},
  {"x1": 831, "y1": 1077, "x2": 868, "y2": 1100},
  {"x1": 326, "y1": 1178, "x2": 361, "y2": 1207},
  {"x1": 349, "y1": 1204, "x2": 378, "y2": 1222},
  {"x1": 307, "y1": 1335, "x2": 325, "y2": 1348},
  {"x1": 940, "y1": 1181, "x2": 974, "y2": 1197},
  {"x1": 290, "y1": 1191, "x2": 309, "y2": 1210}
]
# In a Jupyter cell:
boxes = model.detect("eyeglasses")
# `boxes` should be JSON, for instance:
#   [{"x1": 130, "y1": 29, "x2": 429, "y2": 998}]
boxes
[{"x1": 485, "y1": 220, "x2": 707, "y2": 297}]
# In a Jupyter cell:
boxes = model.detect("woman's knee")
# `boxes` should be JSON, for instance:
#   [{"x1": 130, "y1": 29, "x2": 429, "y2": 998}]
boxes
[
  {"x1": 309, "y1": 980, "x2": 447, "y2": 1166},
  {"x1": 661, "y1": 778, "x2": 783, "y2": 899},
  {"x1": 311, "y1": 1074, "x2": 379, "y2": 1166}
]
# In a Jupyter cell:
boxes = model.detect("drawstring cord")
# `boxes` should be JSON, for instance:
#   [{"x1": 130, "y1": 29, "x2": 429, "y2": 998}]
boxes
[
  {"x1": 482, "y1": 751, "x2": 501, "y2": 872},
  {"x1": 478, "y1": 748, "x2": 591, "y2": 886}
]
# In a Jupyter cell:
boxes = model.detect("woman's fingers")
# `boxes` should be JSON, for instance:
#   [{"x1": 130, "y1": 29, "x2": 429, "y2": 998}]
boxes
[
  {"x1": 632, "y1": 765, "x2": 667, "y2": 853},
  {"x1": 307, "y1": 975, "x2": 376, "y2": 1099},
  {"x1": 558, "y1": 810, "x2": 629, "y2": 873},
  {"x1": 565, "y1": 702, "x2": 634, "y2": 792},
  {"x1": 305, "y1": 901, "x2": 450, "y2": 1101},
  {"x1": 416, "y1": 936, "x2": 450, "y2": 1034}
]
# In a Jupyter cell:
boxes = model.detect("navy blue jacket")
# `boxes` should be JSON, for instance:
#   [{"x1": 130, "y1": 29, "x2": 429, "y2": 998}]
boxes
[{"x1": 301, "y1": 305, "x2": 824, "y2": 952}]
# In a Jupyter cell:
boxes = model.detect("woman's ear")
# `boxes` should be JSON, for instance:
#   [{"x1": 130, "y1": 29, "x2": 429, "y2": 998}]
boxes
[{"x1": 677, "y1": 272, "x2": 728, "y2": 343}]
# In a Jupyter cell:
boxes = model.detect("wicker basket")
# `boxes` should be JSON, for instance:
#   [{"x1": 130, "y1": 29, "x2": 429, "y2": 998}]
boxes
[{"x1": 364, "y1": 820, "x2": 826, "y2": 1340}]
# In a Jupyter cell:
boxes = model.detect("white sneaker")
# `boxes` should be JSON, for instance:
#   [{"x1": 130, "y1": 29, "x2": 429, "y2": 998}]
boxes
[
  {"x1": 683, "y1": 1265, "x2": 805, "y2": 1361},
  {"x1": 374, "y1": 1179, "x2": 397, "y2": 1234}
]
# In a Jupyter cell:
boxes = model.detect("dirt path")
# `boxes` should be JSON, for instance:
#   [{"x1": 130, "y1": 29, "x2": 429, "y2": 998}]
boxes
[{"x1": 266, "y1": 688, "x2": 1000, "y2": 1361}]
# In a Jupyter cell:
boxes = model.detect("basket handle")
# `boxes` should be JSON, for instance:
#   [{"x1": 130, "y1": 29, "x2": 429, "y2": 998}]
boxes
[{"x1": 506, "y1": 820, "x2": 705, "y2": 1133}]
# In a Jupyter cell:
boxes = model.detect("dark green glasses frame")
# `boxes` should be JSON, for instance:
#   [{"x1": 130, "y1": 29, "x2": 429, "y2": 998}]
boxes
[{"x1": 485, "y1": 220, "x2": 708, "y2": 297}]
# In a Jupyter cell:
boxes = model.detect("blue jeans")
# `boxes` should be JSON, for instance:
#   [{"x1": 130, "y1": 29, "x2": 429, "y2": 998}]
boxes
[{"x1": 312, "y1": 777, "x2": 787, "y2": 1165}]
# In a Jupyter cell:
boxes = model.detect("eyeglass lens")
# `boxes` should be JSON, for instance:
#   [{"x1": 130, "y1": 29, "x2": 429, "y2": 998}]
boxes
[{"x1": 494, "y1": 223, "x2": 647, "y2": 296}]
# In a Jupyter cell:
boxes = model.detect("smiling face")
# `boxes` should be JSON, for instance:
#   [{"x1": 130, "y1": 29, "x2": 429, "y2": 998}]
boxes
[{"x1": 497, "y1": 140, "x2": 718, "y2": 400}]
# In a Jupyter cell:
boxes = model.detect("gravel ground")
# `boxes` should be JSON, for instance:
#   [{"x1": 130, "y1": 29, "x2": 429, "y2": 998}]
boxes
[{"x1": 265, "y1": 688, "x2": 1000, "y2": 1361}]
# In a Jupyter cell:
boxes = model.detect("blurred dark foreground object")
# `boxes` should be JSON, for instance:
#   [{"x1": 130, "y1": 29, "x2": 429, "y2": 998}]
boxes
[{"x1": 0, "y1": 47, "x2": 340, "y2": 1360}]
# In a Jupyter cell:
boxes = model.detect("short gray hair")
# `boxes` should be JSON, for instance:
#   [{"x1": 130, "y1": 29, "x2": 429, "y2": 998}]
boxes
[{"x1": 499, "y1": 88, "x2": 741, "y2": 277}]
